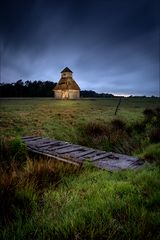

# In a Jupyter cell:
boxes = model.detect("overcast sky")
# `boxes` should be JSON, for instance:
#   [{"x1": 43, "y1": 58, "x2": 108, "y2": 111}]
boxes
[{"x1": 0, "y1": 0, "x2": 159, "y2": 96}]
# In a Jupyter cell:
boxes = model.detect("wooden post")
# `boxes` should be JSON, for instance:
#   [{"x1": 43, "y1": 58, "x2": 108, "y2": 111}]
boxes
[{"x1": 115, "y1": 97, "x2": 122, "y2": 115}]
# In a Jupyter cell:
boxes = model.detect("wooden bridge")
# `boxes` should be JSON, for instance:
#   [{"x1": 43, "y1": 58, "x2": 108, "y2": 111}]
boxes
[{"x1": 22, "y1": 136, "x2": 143, "y2": 171}]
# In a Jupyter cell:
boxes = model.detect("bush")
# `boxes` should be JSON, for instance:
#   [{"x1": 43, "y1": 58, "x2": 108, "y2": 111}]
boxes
[
  {"x1": 139, "y1": 143, "x2": 160, "y2": 164},
  {"x1": 110, "y1": 119, "x2": 126, "y2": 131},
  {"x1": 143, "y1": 108, "x2": 160, "y2": 126},
  {"x1": 0, "y1": 170, "x2": 17, "y2": 226},
  {"x1": 10, "y1": 138, "x2": 27, "y2": 163},
  {"x1": 22, "y1": 159, "x2": 79, "y2": 191},
  {"x1": 77, "y1": 122, "x2": 110, "y2": 150},
  {"x1": 0, "y1": 138, "x2": 27, "y2": 169},
  {"x1": 83, "y1": 122, "x2": 108, "y2": 137},
  {"x1": 127, "y1": 121, "x2": 146, "y2": 135},
  {"x1": 0, "y1": 138, "x2": 12, "y2": 167},
  {"x1": 77, "y1": 121, "x2": 135, "y2": 154},
  {"x1": 149, "y1": 128, "x2": 160, "y2": 143},
  {"x1": 143, "y1": 108, "x2": 155, "y2": 121},
  {"x1": 155, "y1": 107, "x2": 160, "y2": 116}
]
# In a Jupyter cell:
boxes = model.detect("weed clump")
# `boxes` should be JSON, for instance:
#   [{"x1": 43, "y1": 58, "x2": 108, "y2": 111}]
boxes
[
  {"x1": 77, "y1": 120, "x2": 134, "y2": 154},
  {"x1": 143, "y1": 108, "x2": 160, "y2": 126},
  {"x1": 22, "y1": 159, "x2": 79, "y2": 190},
  {"x1": 149, "y1": 128, "x2": 160, "y2": 143},
  {"x1": 127, "y1": 121, "x2": 146, "y2": 134},
  {"x1": 0, "y1": 138, "x2": 27, "y2": 169},
  {"x1": 138, "y1": 143, "x2": 160, "y2": 164},
  {"x1": 0, "y1": 170, "x2": 16, "y2": 226},
  {"x1": 143, "y1": 108, "x2": 155, "y2": 121},
  {"x1": 10, "y1": 137, "x2": 27, "y2": 162},
  {"x1": 83, "y1": 122, "x2": 108, "y2": 137},
  {"x1": 110, "y1": 119, "x2": 126, "y2": 131}
]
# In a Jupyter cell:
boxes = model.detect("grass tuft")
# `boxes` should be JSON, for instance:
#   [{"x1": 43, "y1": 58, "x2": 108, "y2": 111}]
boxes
[
  {"x1": 110, "y1": 119, "x2": 126, "y2": 131},
  {"x1": 138, "y1": 143, "x2": 160, "y2": 164},
  {"x1": 143, "y1": 108, "x2": 155, "y2": 121},
  {"x1": 82, "y1": 121, "x2": 108, "y2": 137},
  {"x1": 149, "y1": 128, "x2": 160, "y2": 143}
]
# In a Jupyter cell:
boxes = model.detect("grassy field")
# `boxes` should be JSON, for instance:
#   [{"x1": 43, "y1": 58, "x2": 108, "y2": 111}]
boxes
[
  {"x1": 0, "y1": 97, "x2": 159, "y2": 139},
  {"x1": 0, "y1": 97, "x2": 160, "y2": 239}
]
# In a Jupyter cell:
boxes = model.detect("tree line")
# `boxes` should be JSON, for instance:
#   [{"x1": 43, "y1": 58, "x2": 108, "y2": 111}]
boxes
[
  {"x1": 0, "y1": 80, "x2": 115, "y2": 98},
  {"x1": 1, "y1": 80, "x2": 155, "y2": 98},
  {"x1": 0, "y1": 80, "x2": 57, "y2": 97}
]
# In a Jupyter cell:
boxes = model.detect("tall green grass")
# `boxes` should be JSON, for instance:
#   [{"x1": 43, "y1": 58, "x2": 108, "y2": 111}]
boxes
[
  {"x1": 0, "y1": 99, "x2": 160, "y2": 239},
  {"x1": 1, "y1": 165, "x2": 160, "y2": 240}
]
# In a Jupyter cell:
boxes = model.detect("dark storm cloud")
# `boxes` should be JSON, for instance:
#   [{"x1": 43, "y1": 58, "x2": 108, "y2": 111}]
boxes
[{"x1": 0, "y1": 0, "x2": 159, "y2": 96}]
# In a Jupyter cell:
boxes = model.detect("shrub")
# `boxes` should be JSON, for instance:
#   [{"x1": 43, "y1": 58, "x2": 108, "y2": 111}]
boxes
[
  {"x1": 127, "y1": 121, "x2": 146, "y2": 135},
  {"x1": 143, "y1": 108, "x2": 155, "y2": 122},
  {"x1": 139, "y1": 143, "x2": 160, "y2": 164},
  {"x1": 77, "y1": 122, "x2": 110, "y2": 150},
  {"x1": 110, "y1": 119, "x2": 126, "y2": 131},
  {"x1": 10, "y1": 138, "x2": 27, "y2": 163},
  {"x1": 149, "y1": 128, "x2": 160, "y2": 143},
  {"x1": 0, "y1": 138, "x2": 12, "y2": 167},
  {"x1": 143, "y1": 107, "x2": 160, "y2": 131},
  {"x1": 77, "y1": 120, "x2": 137, "y2": 154},
  {"x1": 0, "y1": 170, "x2": 17, "y2": 226},
  {"x1": 108, "y1": 129, "x2": 135, "y2": 154},
  {"x1": 155, "y1": 107, "x2": 160, "y2": 116},
  {"x1": 21, "y1": 159, "x2": 79, "y2": 191},
  {"x1": 154, "y1": 108, "x2": 160, "y2": 127},
  {"x1": 83, "y1": 122, "x2": 108, "y2": 137},
  {"x1": 0, "y1": 138, "x2": 27, "y2": 169}
]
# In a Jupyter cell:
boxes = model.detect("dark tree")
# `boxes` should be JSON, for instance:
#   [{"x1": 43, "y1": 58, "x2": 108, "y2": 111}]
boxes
[{"x1": 0, "y1": 80, "x2": 57, "y2": 97}]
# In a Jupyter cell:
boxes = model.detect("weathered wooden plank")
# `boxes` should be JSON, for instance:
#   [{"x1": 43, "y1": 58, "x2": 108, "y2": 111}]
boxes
[
  {"x1": 46, "y1": 143, "x2": 72, "y2": 152},
  {"x1": 22, "y1": 136, "x2": 43, "y2": 140},
  {"x1": 91, "y1": 152, "x2": 114, "y2": 161},
  {"x1": 35, "y1": 139, "x2": 50, "y2": 143},
  {"x1": 55, "y1": 146, "x2": 83, "y2": 154},
  {"x1": 70, "y1": 149, "x2": 95, "y2": 158},
  {"x1": 79, "y1": 151, "x2": 108, "y2": 161},
  {"x1": 93, "y1": 158, "x2": 139, "y2": 170},
  {"x1": 23, "y1": 136, "x2": 42, "y2": 142},
  {"x1": 112, "y1": 153, "x2": 139, "y2": 162},
  {"x1": 80, "y1": 154, "x2": 97, "y2": 161},
  {"x1": 37, "y1": 141, "x2": 62, "y2": 148},
  {"x1": 27, "y1": 147, "x2": 81, "y2": 166},
  {"x1": 22, "y1": 136, "x2": 35, "y2": 139},
  {"x1": 25, "y1": 139, "x2": 51, "y2": 146},
  {"x1": 68, "y1": 148, "x2": 88, "y2": 156}
]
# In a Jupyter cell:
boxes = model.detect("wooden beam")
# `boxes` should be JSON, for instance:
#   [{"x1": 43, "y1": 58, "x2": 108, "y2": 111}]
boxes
[
  {"x1": 27, "y1": 147, "x2": 80, "y2": 166},
  {"x1": 56, "y1": 146, "x2": 83, "y2": 154}
]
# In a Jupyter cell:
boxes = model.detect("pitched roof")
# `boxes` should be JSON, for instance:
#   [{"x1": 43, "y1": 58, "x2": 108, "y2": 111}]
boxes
[
  {"x1": 61, "y1": 67, "x2": 73, "y2": 73},
  {"x1": 53, "y1": 77, "x2": 80, "y2": 91}
]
